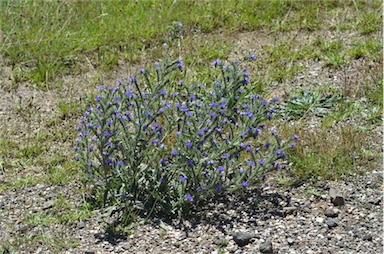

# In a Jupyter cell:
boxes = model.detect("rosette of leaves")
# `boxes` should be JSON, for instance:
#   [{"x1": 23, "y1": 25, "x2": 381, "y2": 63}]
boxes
[{"x1": 278, "y1": 88, "x2": 342, "y2": 120}]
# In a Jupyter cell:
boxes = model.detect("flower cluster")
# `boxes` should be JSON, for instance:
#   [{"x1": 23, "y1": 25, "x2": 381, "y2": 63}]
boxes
[{"x1": 74, "y1": 23, "x2": 299, "y2": 220}]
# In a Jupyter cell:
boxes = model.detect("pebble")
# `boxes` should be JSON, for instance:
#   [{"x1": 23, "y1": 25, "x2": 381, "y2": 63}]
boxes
[
  {"x1": 324, "y1": 207, "x2": 340, "y2": 218},
  {"x1": 231, "y1": 231, "x2": 255, "y2": 247},
  {"x1": 259, "y1": 239, "x2": 273, "y2": 253},
  {"x1": 326, "y1": 218, "x2": 338, "y2": 228}
]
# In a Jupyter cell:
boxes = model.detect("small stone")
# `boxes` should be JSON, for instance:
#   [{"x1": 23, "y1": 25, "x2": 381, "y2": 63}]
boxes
[
  {"x1": 34, "y1": 247, "x2": 43, "y2": 254},
  {"x1": 329, "y1": 188, "x2": 345, "y2": 206},
  {"x1": 259, "y1": 239, "x2": 273, "y2": 253},
  {"x1": 287, "y1": 237, "x2": 295, "y2": 245},
  {"x1": 78, "y1": 220, "x2": 85, "y2": 229},
  {"x1": 42, "y1": 200, "x2": 55, "y2": 210},
  {"x1": 327, "y1": 218, "x2": 338, "y2": 228},
  {"x1": 363, "y1": 234, "x2": 373, "y2": 241},
  {"x1": 84, "y1": 251, "x2": 95, "y2": 254},
  {"x1": 232, "y1": 231, "x2": 255, "y2": 247},
  {"x1": 325, "y1": 207, "x2": 339, "y2": 218},
  {"x1": 368, "y1": 198, "x2": 381, "y2": 205},
  {"x1": 283, "y1": 207, "x2": 297, "y2": 214},
  {"x1": 315, "y1": 217, "x2": 324, "y2": 224}
]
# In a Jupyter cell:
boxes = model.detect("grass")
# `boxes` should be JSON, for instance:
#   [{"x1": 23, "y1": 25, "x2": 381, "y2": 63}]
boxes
[
  {"x1": 0, "y1": 0, "x2": 381, "y2": 87},
  {"x1": 0, "y1": 0, "x2": 382, "y2": 251}
]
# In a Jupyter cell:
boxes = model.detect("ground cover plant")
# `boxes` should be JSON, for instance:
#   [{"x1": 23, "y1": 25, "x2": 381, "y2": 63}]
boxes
[{"x1": 0, "y1": 0, "x2": 382, "y2": 252}]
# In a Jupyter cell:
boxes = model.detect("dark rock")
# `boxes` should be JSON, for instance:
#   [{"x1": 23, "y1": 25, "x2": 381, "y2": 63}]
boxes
[
  {"x1": 324, "y1": 207, "x2": 340, "y2": 218},
  {"x1": 84, "y1": 251, "x2": 95, "y2": 254},
  {"x1": 259, "y1": 239, "x2": 273, "y2": 253},
  {"x1": 363, "y1": 234, "x2": 373, "y2": 241},
  {"x1": 329, "y1": 188, "x2": 344, "y2": 206},
  {"x1": 327, "y1": 218, "x2": 338, "y2": 228},
  {"x1": 232, "y1": 231, "x2": 255, "y2": 247}
]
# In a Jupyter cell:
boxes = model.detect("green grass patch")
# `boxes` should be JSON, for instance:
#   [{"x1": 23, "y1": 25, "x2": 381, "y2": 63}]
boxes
[{"x1": 1, "y1": 0, "x2": 381, "y2": 85}]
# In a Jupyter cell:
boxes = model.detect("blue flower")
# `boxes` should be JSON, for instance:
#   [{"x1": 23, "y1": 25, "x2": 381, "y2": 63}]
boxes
[
  {"x1": 187, "y1": 159, "x2": 194, "y2": 165},
  {"x1": 164, "y1": 101, "x2": 171, "y2": 108},
  {"x1": 170, "y1": 149, "x2": 178, "y2": 156},
  {"x1": 262, "y1": 100, "x2": 267, "y2": 106},
  {"x1": 249, "y1": 161, "x2": 255, "y2": 167},
  {"x1": 177, "y1": 59, "x2": 183, "y2": 70},
  {"x1": 216, "y1": 185, "x2": 222, "y2": 191},
  {"x1": 117, "y1": 161, "x2": 123, "y2": 167},
  {"x1": 160, "y1": 158, "x2": 167, "y2": 165},
  {"x1": 198, "y1": 130, "x2": 204, "y2": 136},
  {"x1": 185, "y1": 141, "x2": 192, "y2": 148},
  {"x1": 185, "y1": 193, "x2": 193, "y2": 202},
  {"x1": 250, "y1": 53, "x2": 256, "y2": 60},
  {"x1": 179, "y1": 176, "x2": 187, "y2": 182},
  {"x1": 290, "y1": 142, "x2": 296, "y2": 147},
  {"x1": 103, "y1": 131, "x2": 110, "y2": 138},
  {"x1": 160, "y1": 89, "x2": 167, "y2": 96},
  {"x1": 106, "y1": 158, "x2": 112, "y2": 165},
  {"x1": 210, "y1": 112, "x2": 216, "y2": 118},
  {"x1": 259, "y1": 159, "x2": 265, "y2": 165},
  {"x1": 222, "y1": 153, "x2": 229, "y2": 159},
  {"x1": 294, "y1": 135, "x2": 300, "y2": 140},
  {"x1": 218, "y1": 166, "x2": 224, "y2": 172},
  {"x1": 242, "y1": 181, "x2": 248, "y2": 187},
  {"x1": 178, "y1": 80, "x2": 183, "y2": 86}
]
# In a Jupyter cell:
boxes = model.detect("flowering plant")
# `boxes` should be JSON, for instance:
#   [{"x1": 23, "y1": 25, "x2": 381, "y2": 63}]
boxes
[{"x1": 74, "y1": 23, "x2": 299, "y2": 222}]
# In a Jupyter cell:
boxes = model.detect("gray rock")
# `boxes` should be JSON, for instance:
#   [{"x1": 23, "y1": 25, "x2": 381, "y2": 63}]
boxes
[
  {"x1": 42, "y1": 200, "x2": 55, "y2": 210},
  {"x1": 287, "y1": 237, "x2": 295, "y2": 245},
  {"x1": 232, "y1": 231, "x2": 255, "y2": 247},
  {"x1": 362, "y1": 234, "x2": 372, "y2": 241},
  {"x1": 259, "y1": 239, "x2": 273, "y2": 253},
  {"x1": 78, "y1": 220, "x2": 85, "y2": 229},
  {"x1": 327, "y1": 218, "x2": 338, "y2": 228},
  {"x1": 368, "y1": 198, "x2": 381, "y2": 205},
  {"x1": 324, "y1": 207, "x2": 340, "y2": 218},
  {"x1": 329, "y1": 188, "x2": 345, "y2": 206},
  {"x1": 283, "y1": 206, "x2": 297, "y2": 214}
]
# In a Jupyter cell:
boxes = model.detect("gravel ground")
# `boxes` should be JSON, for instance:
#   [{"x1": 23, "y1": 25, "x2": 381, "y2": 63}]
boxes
[{"x1": 1, "y1": 170, "x2": 382, "y2": 253}]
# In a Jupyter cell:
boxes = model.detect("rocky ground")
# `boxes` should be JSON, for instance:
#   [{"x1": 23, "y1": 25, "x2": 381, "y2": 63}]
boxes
[{"x1": 1, "y1": 169, "x2": 382, "y2": 253}]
